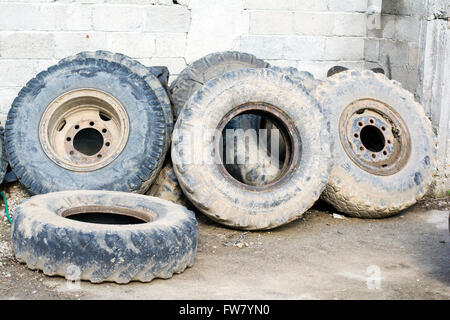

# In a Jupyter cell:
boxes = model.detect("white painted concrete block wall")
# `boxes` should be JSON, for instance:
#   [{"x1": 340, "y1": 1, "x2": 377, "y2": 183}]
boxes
[{"x1": 0, "y1": 0, "x2": 369, "y2": 120}]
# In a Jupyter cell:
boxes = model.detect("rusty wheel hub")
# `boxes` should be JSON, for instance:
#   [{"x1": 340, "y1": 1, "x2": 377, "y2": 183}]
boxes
[
  {"x1": 39, "y1": 89, "x2": 129, "y2": 172},
  {"x1": 339, "y1": 99, "x2": 411, "y2": 176}
]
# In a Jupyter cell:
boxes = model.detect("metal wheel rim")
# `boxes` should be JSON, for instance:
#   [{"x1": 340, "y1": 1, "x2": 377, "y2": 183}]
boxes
[
  {"x1": 339, "y1": 99, "x2": 411, "y2": 176},
  {"x1": 216, "y1": 102, "x2": 301, "y2": 191},
  {"x1": 39, "y1": 89, "x2": 129, "y2": 172}
]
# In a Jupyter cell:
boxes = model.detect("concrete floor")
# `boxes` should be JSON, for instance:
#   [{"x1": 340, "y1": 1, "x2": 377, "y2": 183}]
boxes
[{"x1": 0, "y1": 201, "x2": 448, "y2": 300}]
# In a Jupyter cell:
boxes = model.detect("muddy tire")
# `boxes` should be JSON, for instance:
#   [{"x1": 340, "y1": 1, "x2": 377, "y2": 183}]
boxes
[
  {"x1": 170, "y1": 51, "x2": 270, "y2": 119},
  {"x1": 11, "y1": 190, "x2": 198, "y2": 284},
  {"x1": 172, "y1": 68, "x2": 332, "y2": 230},
  {"x1": 6, "y1": 55, "x2": 169, "y2": 194},
  {"x1": 315, "y1": 70, "x2": 437, "y2": 218}
]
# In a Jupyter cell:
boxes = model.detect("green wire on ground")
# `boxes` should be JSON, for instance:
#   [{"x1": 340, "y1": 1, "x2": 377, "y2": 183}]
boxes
[{"x1": 0, "y1": 191, "x2": 11, "y2": 223}]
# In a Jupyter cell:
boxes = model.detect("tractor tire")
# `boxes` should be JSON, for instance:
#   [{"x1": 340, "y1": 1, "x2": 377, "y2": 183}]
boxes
[
  {"x1": 172, "y1": 68, "x2": 332, "y2": 230},
  {"x1": 11, "y1": 190, "x2": 198, "y2": 284},
  {"x1": 315, "y1": 70, "x2": 437, "y2": 218}
]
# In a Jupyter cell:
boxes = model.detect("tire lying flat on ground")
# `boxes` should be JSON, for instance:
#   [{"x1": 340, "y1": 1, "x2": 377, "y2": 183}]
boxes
[
  {"x1": 172, "y1": 68, "x2": 332, "y2": 230},
  {"x1": 11, "y1": 190, "x2": 198, "y2": 284},
  {"x1": 315, "y1": 70, "x2": 437, "y2": 218},
  {"x1": 6, "y1": 53, "x2": 170, "y2": 194}
]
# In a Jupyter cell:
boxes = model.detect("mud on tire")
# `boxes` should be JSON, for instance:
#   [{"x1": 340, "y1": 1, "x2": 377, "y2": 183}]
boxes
[
  {"x1": 11, "y1": 190, "x2": 198, "y2": 283},
  {"x1": 315, "y1": 70, "x2": 437, "y2": 218},
  {"x1": 170, "y1": 51, "x2": 270, "y2": 119},
  {"x1": 6, "y1": 53, "x2": 170, "y2": 194},
  {"x1": 172, "y1": 68, "x2": 332, "y2": 230}
]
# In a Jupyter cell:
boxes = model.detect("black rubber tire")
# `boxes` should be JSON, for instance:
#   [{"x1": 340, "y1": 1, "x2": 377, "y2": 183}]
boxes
[
  {"x1": 0, "y1": 127, "x2": 8, "y2": 183},
  {"x1": 5, "y1": 56, "x2": 169, "y2": 194},
  {"x1": 60, "y1": 51, "x2": 173, "y2": 159},
  {"x1": 11, "y1": 190, "x2": 198, "y2": 284},
  {"x1": 170, "y1": 51, "x2": 270, "y2": 119},
  {"x1": 315, "y1": 70, "x2": 437, "y2": 218},
  {"x1": 172, "y1": 68, "x2": 332, "y2": 230}
]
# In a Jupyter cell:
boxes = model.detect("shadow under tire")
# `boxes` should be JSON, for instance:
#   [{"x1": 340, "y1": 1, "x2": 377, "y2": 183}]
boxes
[{"x1": 11, "y1": 190, "x2": 198, "y2": 284}]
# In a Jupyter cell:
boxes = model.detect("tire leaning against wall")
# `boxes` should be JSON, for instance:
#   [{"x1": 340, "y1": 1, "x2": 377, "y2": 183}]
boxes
[
  {"x1": 172, "y1": 68, "x2": 332, "y2": 230},
  {"x1": 315, "y1": 70, "x2": 437, "y2": 218},
  {"x1": 5, "y1": 55, "x2": 169, "y2": 194}
]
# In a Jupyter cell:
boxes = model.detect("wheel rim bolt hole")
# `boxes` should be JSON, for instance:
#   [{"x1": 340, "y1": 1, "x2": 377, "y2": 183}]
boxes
[
  {"x1": 102, "y1": 128, "x2": 107, "y2": 133},
  {"x1": 105, "y1": 142, "x2": 110, "y2": 147},
  {"x1": 358, "y1": 122, "x2": 363, "y2": 127},
  {"x1": 66, "y1": 137, "x2": 71, "y2": 142},
  {"x1": 354, "y1": 133, "x2": 359, "y2": 138},
  {"x1": 90, "y1": 122, "x2": 94, "y2": 126},
  {"x1": 75, "y1": 125, "x2": 79, "y2": 130},
  {"x1": 70, "y1": 151, "x2": 74, "y2": 155}
]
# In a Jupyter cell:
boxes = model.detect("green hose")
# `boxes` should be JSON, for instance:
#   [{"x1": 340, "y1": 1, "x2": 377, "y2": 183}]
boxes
[{"x1": 0, "y1": 192, "x2": 11, "y2": 223}]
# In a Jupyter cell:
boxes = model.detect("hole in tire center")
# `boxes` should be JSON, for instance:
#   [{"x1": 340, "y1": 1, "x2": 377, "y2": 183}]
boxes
[
  {"x1": 73, "y1": 128, "x2": 104, "y2": 156},
  {"x1": 220, "y1": 110, "x2": 294, "y2": 187},
  {"x1": 360, "y1": 125, "x2": 385, "y2": 153},
  {"x1": 66, "y1": 212, "x2": 147, "y2": 225}
]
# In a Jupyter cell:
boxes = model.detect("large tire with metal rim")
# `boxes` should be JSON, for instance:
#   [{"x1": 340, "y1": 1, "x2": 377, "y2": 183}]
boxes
[
  {"x1": 6, "y1": 55, "x2": 169, "y2": 194},
  {"x1": 11, "y1": 190, "x2": 198, "y2": 284},
  {"x1": 315, "y1": 70, "x2": 436, "y2": 218},
  {"x1": 172, "y1": 68, "x2": 332, "y2": 230},
  {"x1": 170, "y1": 51, "x2": 270, "y2": 119}
]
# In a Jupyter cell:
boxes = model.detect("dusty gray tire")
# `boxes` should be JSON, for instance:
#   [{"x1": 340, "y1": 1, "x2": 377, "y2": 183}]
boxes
[
  {"x1": 6, "y1": 55, "x2": 168, "y2": 194},
  {"x1": 315, "y1": 70, "x2": 437, "y2": 218},
  {"x1": 170, "y1": 51, "x2": 270, "y2": 119},
  {"x1": 11, "y1": 190, "x2": 198, "y2": 284},
  {"x1": 172, "y1": 68, "x2": 332, "y2": 230}
]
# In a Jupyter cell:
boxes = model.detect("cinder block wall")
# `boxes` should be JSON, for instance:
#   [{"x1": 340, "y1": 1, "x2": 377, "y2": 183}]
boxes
[{"x1": 0, "y1": 0, "x2": 370, "y2": 121}]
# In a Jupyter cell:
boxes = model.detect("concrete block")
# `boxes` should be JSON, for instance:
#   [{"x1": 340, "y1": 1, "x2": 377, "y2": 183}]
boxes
[
  {"x1": 239, "y1": 35, "x2": 284, "y2": 59},
  {"x1": 0, "y1": 60, "x2": 36, "y2": 87},
  {"x1": 107, "y1": 32, "x2": 156, "y2": 58},
  {"x1": 243, "y1": 0, "x2": 295, "y2": 10},
  {"x1": 144, "y1": 5, "x2": 190, "y2": 33},
  {"x1": 294, "y1": 0, "x2": 328, "y2": 11},
  {"x1": 93, "y1": 5, "x2": 143, "y2": 31},
  {"x1": 155, "y1": 33, "x2": 186, "y2": 57},
  {"x1": 54, "y1": 32, "x2": 108, "y2": 59},
  {"x1": 250, "y1": 11, "x2": 294, "y2": 35},
  {"x1": 328, "y1": 0, "x2": 368, "y2": 12},
  {"x1": 0, "y1": 32, "x2": 54, "y2": 59},
  {"x1": 283, "y1": 36, "x2": 326, "y2": 60},
  {"x1": 0, "y1": 87, "x2": 20, "y2": 115},
  {"x1": 334, "y1": 13, "x2": 366, "y2": 36},
  {"x1": 379, "y1": 39, "x2": 409, "y2": 66},
  {"x1": 364, "y1": 38, "x2": 380, "y2": 62},
  {"x1": 293, "y1": 12, "x2": 334, "y2": 36},
  {"x1": 325, "y1": 37, "x2": 365, "y2": 60}
]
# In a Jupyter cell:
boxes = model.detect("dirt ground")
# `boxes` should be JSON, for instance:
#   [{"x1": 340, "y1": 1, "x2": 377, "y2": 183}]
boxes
[{"x1": 0, "y1": 182, "x2": 448, "y2": 300}]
